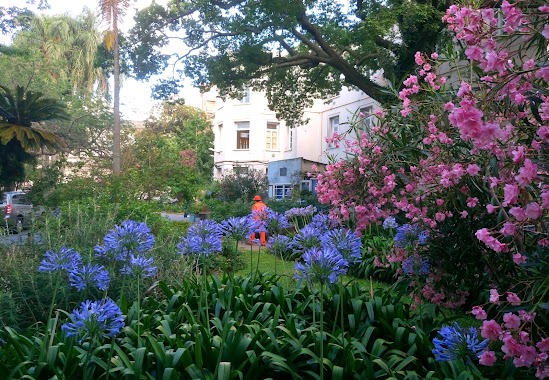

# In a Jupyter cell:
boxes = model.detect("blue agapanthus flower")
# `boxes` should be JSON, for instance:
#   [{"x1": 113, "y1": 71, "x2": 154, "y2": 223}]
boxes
[
  {"x1": 432, "y1": 322, "x2": 488, "y2": 363},
  {"x1": 265, "y1": 208, "x2": 290, "y2": 235},
  {"x1": 284, "y1": 205, "x2": 317, "y2": 219},
  {"x1": 187, "y1": 219, "x2": 223, "y2": 239},
  {"x1": 120, "y1": 254, "x2": 157, "y2": 278},
  {"x1": 62, "y1": 298, "x2": 125, "y2": 344},
  {"x1": 394, "y1": 224, "x2": 429, "y2": 248},
  {"x1": 221, "y1": 216, "x2": 256, "y2": 241},
  {"x1": 68, "y1": 263, "x2": 110, "y2": 291},
  {"x1": 38, "y1": 246, "x2": 82, "y2": 273},
  {"x1": 295, "y1": 247, "x2": 349, "y2": 285},
  {"x1": 178, "y1": 220, "x2": 222, "y2": 256},
  {"x1": 402, "y1": 255, "x2": 430, "y2": 276},
  {"x1": 267, "y1": 234, "x2": 293, "y2": 258},
  {"x1": 382, "y1": 216, "x2": 398, "y2": 229},
  {"x1": 322, "y1": 228, "x2": 363, "y2": 266},
  {"x1": 95, "y1": 220, "x2": 155, "y2": 262},
  {"x1": 291, "y1": 225, "x2": 323, "y2": 255},
  {"x1": 308, "y1": 213, "x2": 339, "y2": 234}
]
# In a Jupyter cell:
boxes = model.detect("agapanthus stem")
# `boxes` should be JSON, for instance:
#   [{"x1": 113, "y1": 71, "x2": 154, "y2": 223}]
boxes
[{"x1": 319, "y1": 283, "x2": 324, "y2": 380}]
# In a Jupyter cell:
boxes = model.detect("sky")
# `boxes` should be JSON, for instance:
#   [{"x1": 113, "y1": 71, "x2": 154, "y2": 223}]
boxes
[{"x1": 2, "y1": 0, "x2": 188, "y2": 121}]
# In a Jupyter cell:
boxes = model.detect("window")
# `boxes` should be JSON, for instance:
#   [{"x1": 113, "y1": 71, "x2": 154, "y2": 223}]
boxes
[
  {"x1": 239, "y1": 87, "x2": 251, "y2": 104},
  {"x1": 236, "y1": 121, "x2": 249, "y2": 149},
  {"x1": 234, "y1": 166, "x2": 249, "y2": 175},
  {"x1": 217, "y1": 123, "x2": 223, "y2": 144},
  {"x1": 279, "y1": 167, "x2": 287, "y2": 176},
  {"x1": 266, "y1": 122, "x2": 278, "y2": 150},
  {"x1": 286, "y1": 126, "x2": 293, "y2": 150},
  {"x1": 328, "y1": 115, "x2": 339, "y2": 148},
  {"x1": 359, "y1": 107, "x2": 374, "y2": 132},
  {"x1": 274, "y1": 184, "x2": 293, "y2": 200}
]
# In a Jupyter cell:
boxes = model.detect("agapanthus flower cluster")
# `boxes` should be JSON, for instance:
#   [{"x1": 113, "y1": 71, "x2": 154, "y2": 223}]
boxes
[
  {"x1": 264, "y1": 208, "x2": 290, "y2": 235},
  {"x1": 267, "y1": 234, "x2": 293, "y2": 258},
  {"x1": 221, "y1": 216, "x2": 256, "y2": 242},
  {"x1": 382, "y1": 216, "x2": 398, "y2": 229},
  {"x1": 62, "y1": 298, "x2": 125, "y2": 344},
  {"x1": 284, "y1": 205, "x2": 317, "y2": 219},
  {"x1": 307, "y1": 212, "x2": 340, "y2": 234},
  {"x1": 291, "y1": 225, "x2": 323, "y2": 256},
  {"x1": 402, "y1": 255, "x2": 430, "y2": 276},
  {"x1": 68, "y1": 263, "x2": 110, "y2": 292},
  {"x1": 177, "y1": 219, "x2": 222, "y2": 257},
  {"x1": 95, "y1": 220, "x2": 155, "y2": 261},
  {"x1": 294, "y1": 247, "x2": 349, "y2": 285},
  {"x1": 432, "y1": 322, "x2": 488, "y2": 363},
  {"x1": 394, "y1": 224, "x2": 429, "y2": 248},
  {"x1": 39, "y1": 246, "x2": 82, "y2": 273},
  {"x1": 120, "y1": 254, "x2": 157, "y2": 278},
  {"x1": 321, "y1": 228, "x2": 362, "y2": 266}
]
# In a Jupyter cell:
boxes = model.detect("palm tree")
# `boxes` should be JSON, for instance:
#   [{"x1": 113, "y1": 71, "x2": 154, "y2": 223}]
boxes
[
  {"x1": 99, "y1": 0, "x2": 130, "y2": 175},
  {"x1": 12, "y1": 10, "x2": 107, "y2": 97},
  {"x1": 0, "y1": 85, "x2": 69, "y2": 190}
]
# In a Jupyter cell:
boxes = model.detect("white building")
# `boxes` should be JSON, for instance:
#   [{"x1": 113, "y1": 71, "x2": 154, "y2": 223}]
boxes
[{"x1": 205, "y1": 86, "x2": 378, "y2": 199}]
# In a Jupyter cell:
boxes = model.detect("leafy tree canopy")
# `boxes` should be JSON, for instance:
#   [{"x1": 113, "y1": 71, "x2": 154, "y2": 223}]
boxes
[
  {"x1": 144, "y1": 103, "x2": 214, "y2": 180},
  {"x1": 128, "y1": 0, "x2": 447, "y2": 125}
]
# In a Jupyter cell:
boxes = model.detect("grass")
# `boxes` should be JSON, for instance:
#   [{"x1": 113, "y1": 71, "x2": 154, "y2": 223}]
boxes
[{"x1": 234, "y1": 245, "x2": 390, "y2": 294}]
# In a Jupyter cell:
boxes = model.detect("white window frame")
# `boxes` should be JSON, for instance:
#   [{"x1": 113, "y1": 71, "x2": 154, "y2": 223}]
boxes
[
  {"x1": 359, "y1": 106, "x2": 374, "y2": 132},
  {"x1": 235, "y1": 121, "x2": 250, "y2": 150},
  {"x1": 286, "y1": 125, "x2": 293, "y2": 151},
  {"x1": 266, "y1": 122, "x2": 279, "y2": 151},
  {"x1": 239, "y1": 87, "x2": 251, "y2": 104},
  {"x1": 274, "y1": 184, "x2": 293, "y2": 200},
  {"x1": 328, "y1": 115, "x2": 339, "y2": 149}
]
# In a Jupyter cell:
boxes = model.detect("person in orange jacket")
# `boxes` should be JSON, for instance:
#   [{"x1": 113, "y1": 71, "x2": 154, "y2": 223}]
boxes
[{"x1": 250, "y1": 195, "x2": 267, "y2": 246}]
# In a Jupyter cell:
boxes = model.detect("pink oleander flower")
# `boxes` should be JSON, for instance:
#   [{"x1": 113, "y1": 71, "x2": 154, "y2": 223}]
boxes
[
  {"x1": 503, "y1": 184, "x2": 520, "y2": 206},
  {"x1": 512, "y1": 253, "x2": 527, "y2": 265},
  {"x1": 524, "y1": 202, "x2": 541, "y2": 219},
  {"x1": 481, "y1": 319, "x2": 502, "y2": 341},
  {"x1": 509, "y1": 207, "x2": 527, "y2": 221},
  {"x1": 489, "y1": 288, "x2": 500, "y2": 304},
  {"x1": 472, "y1": 306, "x2": 487, "y2": 320},
  {"x1": 537, "y1": 338, "x2": 549, "y2": 352},
  {"x1": 466, "y1": 163, "x2": 480, "y2": 175},
  {"x1": 513, "y1": 345, "x2": 537, "y2": 368},
  {"x1": 414, "y1": 51, "x2": 424, "y2": 65},
  {"x1": 478, "y1": 350, "x2": 497, "y2": 366},
  {"x1": 518, "y1": 310, "x2": 536, "y2": 322},
  {"x1": 503, "y1": 312, "x2": 521, "y2": 329},
  {"x1": 486, "y1": 204, "x2": 498, "y2": 214},
  {"x1": 467, "y1": 197, "x2": 479, "y2": 207},
  {"x1": 506, "y1": 292, "x2": 521, "y2": 306},
  {"x1": 500, "y1": 222, "x2": 516, "y2": 236}
]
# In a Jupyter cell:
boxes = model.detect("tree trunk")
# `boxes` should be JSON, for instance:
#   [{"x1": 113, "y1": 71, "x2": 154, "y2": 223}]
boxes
[{"x1": 112, "y1": 6, "x2": 121, "y2": 174}]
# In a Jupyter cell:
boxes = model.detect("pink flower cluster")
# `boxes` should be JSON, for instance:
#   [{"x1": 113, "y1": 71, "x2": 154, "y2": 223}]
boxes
[
  {"x1": 472, "y1": 296, "x2": 548, "y2": 378},
  {"x1": 314, "y1": 1, "x2": 548, "y2": 374}
]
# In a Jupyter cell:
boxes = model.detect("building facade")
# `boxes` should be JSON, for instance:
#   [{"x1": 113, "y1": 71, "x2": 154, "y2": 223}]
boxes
[{"x1": 207, "y1": 86, "x2": 378, "y2": 199}]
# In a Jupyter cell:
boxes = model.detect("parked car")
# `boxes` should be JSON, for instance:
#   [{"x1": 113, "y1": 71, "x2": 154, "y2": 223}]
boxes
[{"x1": 1, "y1": 191, "x2": 45, "y2": 231}]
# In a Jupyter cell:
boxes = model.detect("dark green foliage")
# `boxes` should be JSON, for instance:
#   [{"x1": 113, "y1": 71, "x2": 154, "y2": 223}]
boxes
[
  {"x1": 213, "y1": 169, "x2": 268, "y2": 203},
  {"x1": 128, "y1": 0, "x2": 449, "y2": 124},
  {"x1": 1, "y1": 272, "x2": 534, "y2": 378},
  {"x1": 204, "y1": 198, "x2": 251, "y2": 222},
  {"x1": 0, "y1": 85, "x2": 68, "y2": 189}
]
